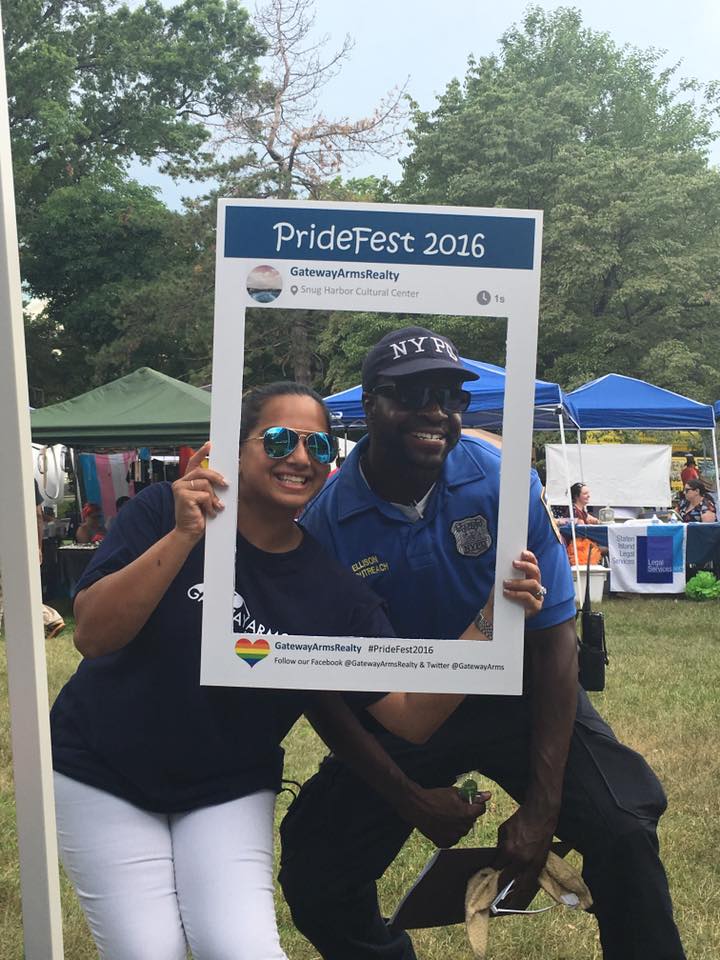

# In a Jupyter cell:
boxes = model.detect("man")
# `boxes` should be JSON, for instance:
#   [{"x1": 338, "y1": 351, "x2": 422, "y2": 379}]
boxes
[
  {"x1": 280, "y1": 326, "x2": 684, "y2": 960},
  {"x1": 680, "y1": 456, "x2": 699, "y2": 487}
]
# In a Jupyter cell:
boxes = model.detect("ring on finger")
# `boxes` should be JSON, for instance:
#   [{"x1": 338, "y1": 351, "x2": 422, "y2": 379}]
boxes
[{"x1": 534, "y1": 585, "x2": 547, "y2": 600}]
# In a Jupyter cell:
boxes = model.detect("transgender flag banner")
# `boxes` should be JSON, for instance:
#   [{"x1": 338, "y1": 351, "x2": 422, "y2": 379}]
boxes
[
  {"x1": 78, "y1": 452, "x2": 136, "y2": 523},
  {"x1": 608, "y1": 524, "x2": 687, "y2": 594}
]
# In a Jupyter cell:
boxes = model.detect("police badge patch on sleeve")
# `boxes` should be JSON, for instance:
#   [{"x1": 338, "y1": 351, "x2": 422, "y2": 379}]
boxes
[{"x1": 451, "y1": 515, "x2": 492, "y2": 556}]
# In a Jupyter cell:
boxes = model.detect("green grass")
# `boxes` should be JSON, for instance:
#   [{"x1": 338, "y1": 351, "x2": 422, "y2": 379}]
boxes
[{"x1": 1, "y1": 597, "x2": 719, "y2": 958}]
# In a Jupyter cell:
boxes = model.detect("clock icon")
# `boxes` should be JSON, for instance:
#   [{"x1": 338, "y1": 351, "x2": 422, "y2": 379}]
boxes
[{"x1": 476, "y1": 290, "x2": 492, "y2": 305}]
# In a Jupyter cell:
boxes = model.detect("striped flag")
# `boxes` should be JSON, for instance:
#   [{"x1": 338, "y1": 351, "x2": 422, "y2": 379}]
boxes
[{"x1": 78, "y1": 452, "x2": 136, "y2": 522}]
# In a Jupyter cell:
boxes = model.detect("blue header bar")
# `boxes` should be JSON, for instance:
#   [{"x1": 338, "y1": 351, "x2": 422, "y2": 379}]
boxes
[{"x1": 224, "y1": 204, "x2": 535, "y2": 270}]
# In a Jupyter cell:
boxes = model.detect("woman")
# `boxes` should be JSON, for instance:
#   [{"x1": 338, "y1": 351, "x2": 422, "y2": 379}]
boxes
[
  {"x1": 51, "y1": 381, "x2": 544, "y2": 960},
  {"x1": 680, "y1": 478, "x2": 717, "y2": 523},
  {"x1": 75, "y1": 502, "x2": 106, "y2": 543},
  {"x1": 568, "y1": 482, "x2": 599, "y2": 525},
  {"x1": 560, "y1": 482, "x2": 605, "y2": 565}
]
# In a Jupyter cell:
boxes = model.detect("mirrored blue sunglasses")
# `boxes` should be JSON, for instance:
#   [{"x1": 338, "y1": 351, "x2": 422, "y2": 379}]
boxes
[{"x1": 244, "y1": 426, "x2": 338, "y2": 464}]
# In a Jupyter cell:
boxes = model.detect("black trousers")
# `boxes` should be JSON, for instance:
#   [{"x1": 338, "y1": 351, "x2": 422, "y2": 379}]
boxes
[{"x1": 279, "y1": 689, "x2": 685, "y2": 960}]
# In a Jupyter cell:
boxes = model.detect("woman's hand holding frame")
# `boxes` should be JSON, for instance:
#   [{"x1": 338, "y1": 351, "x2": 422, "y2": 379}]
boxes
[{"x1": 173, "y1": 442, "x2": 228, "y2": 544}]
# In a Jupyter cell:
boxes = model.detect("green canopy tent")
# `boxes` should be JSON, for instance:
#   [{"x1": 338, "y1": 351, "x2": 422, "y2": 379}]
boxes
[{"x1": 30, "y1": 367, "x2": 211, "y2": 448}]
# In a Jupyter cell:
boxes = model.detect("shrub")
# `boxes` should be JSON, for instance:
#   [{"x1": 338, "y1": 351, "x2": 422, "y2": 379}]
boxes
[{"x1": 685, "y1": 571, "x2": 720, "y2": 600}]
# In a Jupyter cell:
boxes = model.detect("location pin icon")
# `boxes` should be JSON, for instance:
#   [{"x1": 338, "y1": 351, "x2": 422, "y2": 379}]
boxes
[{"x1": 290, "y1": 285, "x2": 298, "y2": 295}]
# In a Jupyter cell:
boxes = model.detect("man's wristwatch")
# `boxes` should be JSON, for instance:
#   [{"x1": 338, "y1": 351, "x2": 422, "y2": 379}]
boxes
[{"x1": 473, "y1": 609, "x2": 494, "y2": 641}]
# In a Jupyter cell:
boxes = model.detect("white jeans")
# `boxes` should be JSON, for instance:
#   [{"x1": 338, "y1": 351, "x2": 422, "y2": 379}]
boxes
[{"x1": 54, "y1": 773, "x2": 287, "y2": 960}]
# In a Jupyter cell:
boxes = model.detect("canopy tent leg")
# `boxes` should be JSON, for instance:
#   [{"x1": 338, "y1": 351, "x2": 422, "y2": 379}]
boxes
[
  {"x1": 711, "y1": 427, "x2": 720, "y2": 496},
  {"x1": 558, "y1": 414, "x2": 581, "y2": 599},
  {"x1": 576, "y1": 429, "x2": 584, "y2": 480}
]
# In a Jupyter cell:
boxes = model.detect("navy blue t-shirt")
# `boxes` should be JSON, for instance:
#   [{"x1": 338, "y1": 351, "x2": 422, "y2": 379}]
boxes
[{"x1": 51, "y1": 483, "x2": 392, "y2": 813}]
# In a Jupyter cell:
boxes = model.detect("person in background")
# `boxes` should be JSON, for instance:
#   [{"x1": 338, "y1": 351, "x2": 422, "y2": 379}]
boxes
[
  {"x1": 531, "y1": 446, "x2": 546, "y2": 486},
  {"x1": 75, "y1": 503, "x2": 106, "y2": 544},
  {"x1": 107, "y1": 496, "x2": 131, "y2": 531},
  {"x1": 558, "y1": 482, "x2": 605, "y2": 565},
  {"x1": 680, "y1": 456, "x2": 699, "y2": 487},
  {"x1": 568, "y1": 482, "x2": 599, "y2": 524},
  {"x1": 679, "y1": 479, "x2": 717, "y2": 523},
  {"x1": 328, "y1": 454, "x2": 346, "y2": 477},
  {"x1": 34, "y1": 478, "x2": 66, "y2": 638},
  {"x1": 1, "y1": 480, "x2": 49, "y2": 633},
  {"x1": 33, "y1": 479, "x2": 45, "y2": 562}
]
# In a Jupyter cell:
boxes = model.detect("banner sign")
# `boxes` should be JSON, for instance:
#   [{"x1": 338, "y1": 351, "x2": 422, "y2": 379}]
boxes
[
  {"x1": 608, "y1": 523, "x2": 687, "y2": 593},
  {"x1": 224, "y1": 205, "x2": 535, "y2": 270},
  {"x1": 545, "y1": 443, "x2": 672, "y2": 508},
  {"x1": 201, "y1": 199, "x2": 543, "y2": 695}
]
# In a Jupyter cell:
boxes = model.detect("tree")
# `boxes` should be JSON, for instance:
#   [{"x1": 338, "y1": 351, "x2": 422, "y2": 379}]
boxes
[
  {"x1": 5, "y1": 0, "x2": 265, "y2": 217},
  {"x1": 392, "y1": 6, "x2": 720, "y2": 400},
  {"x1": 218, "y1": 0, "x2": 406, "y2": 200},
  {"x1": 4, "y1": 0, "x2": 266, "y2": 398},
  {"x1": 21, "y1": 173, "x2": 215, "y2": 401},
  {"x1": 639, "y1": 339, "x2": 719, "y2": 402},
  {"x1": 209, "y1": 0, "x2": 407, "y2": 386},
  {"x1": 319, "y1": 312, "x2": 504, "y2": 395}
]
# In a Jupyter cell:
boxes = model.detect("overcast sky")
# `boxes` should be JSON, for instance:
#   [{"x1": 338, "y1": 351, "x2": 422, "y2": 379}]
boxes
[{"x1": 138, "y1": 0, "x2": 720, "y2": 207}]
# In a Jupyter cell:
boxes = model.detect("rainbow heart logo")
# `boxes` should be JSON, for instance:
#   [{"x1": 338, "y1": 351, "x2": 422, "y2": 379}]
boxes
[{"x1": 234, "y1": 636, "x2": 270, "y2": 667}]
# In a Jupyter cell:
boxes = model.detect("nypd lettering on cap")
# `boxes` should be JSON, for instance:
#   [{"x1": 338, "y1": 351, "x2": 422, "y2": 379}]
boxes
[
  {"x1": 361, "y1": 325, "x2": 478, "y2": 390},
  {"x1": 387, "y1": 335, "x2": 459, "y2": 364}
]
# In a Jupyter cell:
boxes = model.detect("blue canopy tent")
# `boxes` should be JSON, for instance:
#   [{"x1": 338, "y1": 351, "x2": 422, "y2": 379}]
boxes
[
  {"x1": 325, "y1": 357, "x2": 576, "y2": 431},
  {"x1": 565, "y1": 374, "x2": 716, "y2": 431},
  {"x1": 715, "y1": 400, "x2": 720, "y2": 420},
  {"x1": 564, "y1": 374, "x2": 719, "y2": 492}
]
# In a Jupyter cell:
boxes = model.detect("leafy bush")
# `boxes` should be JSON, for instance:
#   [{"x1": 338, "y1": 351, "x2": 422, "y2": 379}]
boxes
[{"x1": 685, "y1": 571, "x2": 720, "y2": 600}]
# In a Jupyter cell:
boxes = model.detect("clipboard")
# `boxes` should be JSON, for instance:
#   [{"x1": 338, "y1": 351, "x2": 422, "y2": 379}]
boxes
[{"x1": 390, "y1": 842, "x2": 571, "y2": 931}]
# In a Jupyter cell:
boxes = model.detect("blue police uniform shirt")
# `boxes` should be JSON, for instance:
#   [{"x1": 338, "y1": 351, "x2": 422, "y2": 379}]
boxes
[
  {"x1": 51, "y1": 482, "x2": 391, "y2": 813},
  {"x1": 300, "y1": 435, "x2": 576, "y2": 640}
]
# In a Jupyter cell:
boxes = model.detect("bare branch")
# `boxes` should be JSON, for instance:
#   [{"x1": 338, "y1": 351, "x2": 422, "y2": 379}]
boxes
[{"x1": 217, "y1": 0, "x2": 408, "y2": 196}]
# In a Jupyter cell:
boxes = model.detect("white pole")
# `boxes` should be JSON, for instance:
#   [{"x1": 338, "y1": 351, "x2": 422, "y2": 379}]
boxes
[
  {"x1": 711, "y1": 427, "x2": 720, "y2": 496},
  {"x1": 576, "y1": 428, "x2": 584, "y2": 480},
  {"x1": 0, "y1": 2, "x2": 65, "y2": 954},
  {"x1": 558, "y1": 413, "x2": 581, "y2": 599}
]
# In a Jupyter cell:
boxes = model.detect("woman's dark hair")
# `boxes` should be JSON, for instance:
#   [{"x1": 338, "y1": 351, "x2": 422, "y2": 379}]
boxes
[
  {"x1": 570, "y1": 482, "x2": 586, "y2": 502},
  {"x1": 239, "y1": 381, "x2": 333, "y2": 444},
  {"x1": 684, "y1": 478, "x2": 707, "y2": 497}
]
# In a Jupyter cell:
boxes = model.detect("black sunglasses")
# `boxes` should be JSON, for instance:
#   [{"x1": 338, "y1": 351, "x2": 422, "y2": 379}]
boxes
[
  {"x1": 242, "y1": 426, "x2": 338, "y2": 464},
  {"x1": 371, "y1": 383, "x2": 471, "y2": 414}
]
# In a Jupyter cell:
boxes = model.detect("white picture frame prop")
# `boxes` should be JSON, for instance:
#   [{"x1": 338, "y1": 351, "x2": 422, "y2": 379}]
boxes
[{"x1": 201, "y1": 199, "x2": 543, "y2": 695}]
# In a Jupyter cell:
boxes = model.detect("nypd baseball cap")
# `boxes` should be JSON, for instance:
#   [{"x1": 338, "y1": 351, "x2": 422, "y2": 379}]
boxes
[{"x1": 361, "y1": 326, "x2": 479, "y2": 391}]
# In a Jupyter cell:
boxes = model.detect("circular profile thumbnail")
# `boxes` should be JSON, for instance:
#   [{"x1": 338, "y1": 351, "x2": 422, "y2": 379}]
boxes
[{"x1": 247, "y1": 265, "x2": 283, "y2": 303}]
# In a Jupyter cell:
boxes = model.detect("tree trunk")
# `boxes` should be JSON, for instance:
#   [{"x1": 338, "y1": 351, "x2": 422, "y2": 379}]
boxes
[{"x1": 291, "y1": 311, "x2": 313, "y2": 384}]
